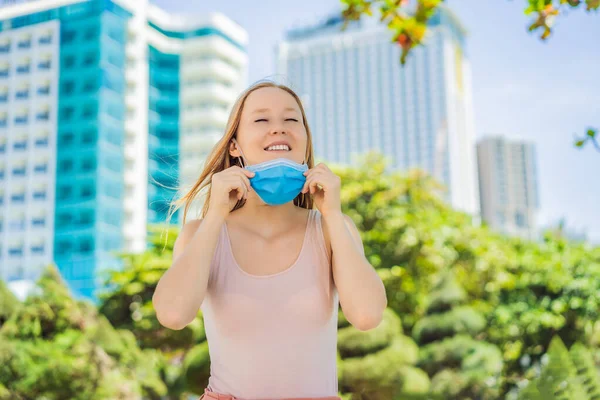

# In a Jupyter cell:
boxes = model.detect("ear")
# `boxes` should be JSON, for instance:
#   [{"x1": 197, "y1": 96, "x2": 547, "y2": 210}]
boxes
[{"x1": 229, "y1": 140, "x2": 240, "y2": 158}]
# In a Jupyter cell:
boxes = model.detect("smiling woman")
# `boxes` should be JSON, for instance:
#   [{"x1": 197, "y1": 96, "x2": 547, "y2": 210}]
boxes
[{"x1": 152, "y1": 81, "x2": 387, "y2": 400}]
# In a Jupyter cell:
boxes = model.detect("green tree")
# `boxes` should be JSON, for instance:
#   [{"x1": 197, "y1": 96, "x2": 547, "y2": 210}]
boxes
[
  {"x1": 0, "y1": 265, "x2": 166, "y2": 400},
  {"x1": 337, "y1": 308, "x2": 430, "y2": 399},
  {"x1": 97, "y1": 225, "x2": 209, "y2": 398},
  {"x1": 516, "y1": 336, "x2": 600, "y2": 400},
  {"x1": 412, "y1": 271, "x2": 503, "y2": 399},
  {"x1": 334, "y1": 153, "x2": 600, "y2": 396}
]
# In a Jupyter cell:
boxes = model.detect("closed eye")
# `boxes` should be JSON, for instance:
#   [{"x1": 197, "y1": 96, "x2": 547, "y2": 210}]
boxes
[
  {"x1": 286, "y1": 118, "x2": 299, "y2": 122},
  {"x1": 255, "y1": 119, "x2": 268, "y2": 122}
]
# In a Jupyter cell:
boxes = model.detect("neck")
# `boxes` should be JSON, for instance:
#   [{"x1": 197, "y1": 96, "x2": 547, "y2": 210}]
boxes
[{"x1": 230, "y1": 192, "x2": 303, "y2": 231}]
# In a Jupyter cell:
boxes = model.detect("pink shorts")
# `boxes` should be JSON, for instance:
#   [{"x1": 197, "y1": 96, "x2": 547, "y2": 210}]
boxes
[{"x1": 199, "y1": 387, "x2": 342, "y2": 400}]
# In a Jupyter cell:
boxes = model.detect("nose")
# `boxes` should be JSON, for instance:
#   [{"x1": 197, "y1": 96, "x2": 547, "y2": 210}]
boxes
[{"x1": 269, "y1": 122, "x2": 286, "y2": 135}]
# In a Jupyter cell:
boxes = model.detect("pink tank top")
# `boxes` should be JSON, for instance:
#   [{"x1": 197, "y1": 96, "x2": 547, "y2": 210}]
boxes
[{"x1": 200, "y1": 209, "x2": 339, "y2": 399}]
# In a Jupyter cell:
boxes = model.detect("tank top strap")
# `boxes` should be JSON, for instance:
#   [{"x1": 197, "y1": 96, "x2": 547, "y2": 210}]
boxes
[{"x1": 308, "y1": 208, "x2": 331, "y2": 266}]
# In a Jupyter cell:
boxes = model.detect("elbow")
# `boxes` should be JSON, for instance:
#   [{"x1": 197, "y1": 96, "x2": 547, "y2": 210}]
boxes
[
  {"x1": 156, "y1": 313, "x2": 189, "y2": 330},
  {"x1": 153, "y1": 296, "x2": 190, "y2": 331},
  {"x1": 352, "y1": 311, "x2": 384, "y2": 332}
]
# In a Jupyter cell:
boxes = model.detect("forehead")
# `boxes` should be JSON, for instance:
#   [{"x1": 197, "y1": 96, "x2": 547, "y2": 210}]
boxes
[{"x1": 243, "y1": 87, "x2": 301, "y2": 113}]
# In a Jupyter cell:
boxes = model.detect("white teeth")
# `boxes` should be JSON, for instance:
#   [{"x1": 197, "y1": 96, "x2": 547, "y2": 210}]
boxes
[{"x1": 266, "y1": 145, "x2": 290, "y2": 151}]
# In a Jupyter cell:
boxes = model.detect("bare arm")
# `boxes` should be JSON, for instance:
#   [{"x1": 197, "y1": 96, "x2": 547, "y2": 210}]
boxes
[
  {"x1": 152, "y1": 165, "x2": 253, "y2": 330},
  {"x1": 152, "y1": 212, "x2": 225, "y2": 330},
  {"x1": 325, "y1": 213, "x2": 387, "y2": 331}
]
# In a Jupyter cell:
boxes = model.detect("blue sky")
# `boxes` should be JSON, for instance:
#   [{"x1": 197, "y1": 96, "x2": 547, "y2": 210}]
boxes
[{"x1": 153, "y1": 0, "x2": 600, "y2": 242}]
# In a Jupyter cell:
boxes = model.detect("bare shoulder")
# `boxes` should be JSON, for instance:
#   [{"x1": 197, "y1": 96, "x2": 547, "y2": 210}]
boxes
[
  {"x1": 173, "y1": 218, "x2": 203, "y2": 258},
  {"x1": 319, "y1": 212, "x2": 363, "y2": 257}
]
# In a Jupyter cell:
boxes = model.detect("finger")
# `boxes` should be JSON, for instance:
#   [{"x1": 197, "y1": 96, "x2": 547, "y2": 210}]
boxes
[
  {"x1": 305, "y1": 175, "x2": 323, "y2": 195},
  {"x1": 302, "y1": 173, "x2": 313, "y2": 193},
  {"x1": 241, "y1": 168, "x2": 255, "y2": 178},
  {"x1": 302, "y1": 169, "x2": 318, "y2": 192},
  {"x1": 228, "y1": 179, "x2": 244, "y2": 201},
  {"x1": 238, "y1": 176, "x2": 248, "y2": 199},
  {"x1": 235, "y1": 170, "x2": 252, "y2": 193},
  {"x1": 229, "y1": 165, "x2": 255, "y2": 179}
]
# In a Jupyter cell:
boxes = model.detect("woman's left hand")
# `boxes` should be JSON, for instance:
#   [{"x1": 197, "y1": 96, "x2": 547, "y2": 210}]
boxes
[{"x1": 302, "y1": 163, "x2": 342, "y2": 218}]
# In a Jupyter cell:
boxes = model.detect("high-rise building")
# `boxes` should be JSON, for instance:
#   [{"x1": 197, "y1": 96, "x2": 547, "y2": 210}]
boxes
[
  {"x1": 276, "y1": 6, "x2": 479, "y2": 215},
  {"x1": 0, "y1": 0, "x2": 248, "y2": 301},
  {"x1": 477, "y1": 136, "x2": 539, "y2": 239}
]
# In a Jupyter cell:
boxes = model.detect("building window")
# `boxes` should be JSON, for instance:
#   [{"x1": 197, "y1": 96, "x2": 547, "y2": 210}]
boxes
[
  {"x1": 58, "y1": 186, "x2": 72, "y2": 200},
  {"x1": 35, "y1": 137, "x2": 49, "y2": 147},
  {"x1": 38, "y1": 60, "x2": 51, "y2": 70},
  {"x1": 9, "y1": 247, "x2": 24, "y2": 256},
  {"x1": 62, "y1": 31, "x2": 76, "y2": 44},
  {"x1": 83, "y1": 52, "x2": 96, "y2": 66},
  {"x1": 34, "y1": 164, "x2": 48, "y2": 173},
  {"x1": 13, "y1": 140, "x2": 27, "y2": 150},
  {"x1": 515, "y1": 211, "x2": 527, "y2": 228},
  {"x1": 59, "y1": 159, "x2": 73, "y2": 172},
  {"x1": 17, "y1": 64, "x2": 31, "y2": 74},
  {"x1": 37, "y1": 85, "x2": 51, "y2": 95},
  {"x1": 32, "y1": 218, "x2": 46, "y2": 227},
  {"x1": 64, "y1": 55, "x2": 75, "y2": 68},
  {"x1": 62, "y1": 81, "x2": 75, "y2": 95},
  {"x1": 39, "y1": 35, "x2": 52, "y2": 45},
  {"x1": 36, "y1": 110, "x2": 50, "y2": 121},
  {"x1": 15, "y1": 89, "x2": 29, "y2": 100},
  {"x1": 11, "y1": 192, "x2": 25, "y2": 202},
  {"x1": 80, "y1": 186, "x2": 94, "y2": 199},
  {"x1": 14, "y1": 115, "x2": 28, "y2": 125},
  {"x1": 33, "y1": 190, "x2": 47, "y2": 200},
  {"x1": 61, "y1": 106, "x2": 74, "y2": 120},
  {"x1": 31, "y1": 244, "x2": 45, "y2": 254},
  {"x1": 60, "y1": 133, "x2": 74, "y2": 146},
  {"x1": 17, "y1": 39, "x2": 31, "y2": 49}
]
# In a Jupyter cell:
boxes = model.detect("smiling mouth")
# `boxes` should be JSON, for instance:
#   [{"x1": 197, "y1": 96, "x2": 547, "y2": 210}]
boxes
[{"x1": 264, "y1": 144, "x2": 291, "y2": 151}]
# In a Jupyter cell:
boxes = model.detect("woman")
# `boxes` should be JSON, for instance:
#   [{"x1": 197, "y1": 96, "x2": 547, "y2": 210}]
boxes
[{"x1": 153, "y1": 81, "x2": 387, "y2": 400}]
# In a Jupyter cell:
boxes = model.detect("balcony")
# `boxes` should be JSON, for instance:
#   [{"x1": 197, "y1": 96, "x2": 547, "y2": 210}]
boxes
[{"x1": 181, "y1": 107, "x2": 229, "y2": 127}]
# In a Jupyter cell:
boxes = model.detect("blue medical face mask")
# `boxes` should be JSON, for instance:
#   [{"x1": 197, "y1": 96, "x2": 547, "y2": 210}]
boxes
[{"x1": 233, "y1": 139, "x2": 308, "y2": 206}]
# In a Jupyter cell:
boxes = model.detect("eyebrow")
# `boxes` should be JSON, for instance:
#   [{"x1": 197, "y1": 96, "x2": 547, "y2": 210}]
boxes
[{"x1": 252, "y1": 107, "x2": 298, "y2": 113}]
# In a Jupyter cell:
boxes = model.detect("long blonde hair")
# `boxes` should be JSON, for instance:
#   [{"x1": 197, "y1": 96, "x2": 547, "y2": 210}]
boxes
[{"x1": 166, "y1": 81, "x2": 315, "y2": 227}]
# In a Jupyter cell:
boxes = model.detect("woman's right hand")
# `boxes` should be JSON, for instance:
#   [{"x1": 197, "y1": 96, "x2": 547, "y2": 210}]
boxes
[{"x1": 207, "y1": 166, "x2": 255, "y2": 218}]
